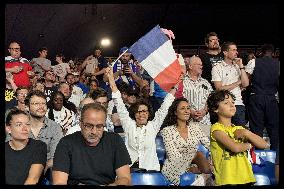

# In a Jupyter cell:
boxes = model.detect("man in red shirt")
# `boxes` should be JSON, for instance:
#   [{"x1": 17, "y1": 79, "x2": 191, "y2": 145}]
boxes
[{"x1": 5, "y1": 42, "x2": 34, "y2": 87}]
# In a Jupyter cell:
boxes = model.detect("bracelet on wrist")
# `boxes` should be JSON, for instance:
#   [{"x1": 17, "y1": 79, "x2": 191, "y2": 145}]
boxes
[{"x1": 240, "y1": 67, "x2": 245, "y2": 70}]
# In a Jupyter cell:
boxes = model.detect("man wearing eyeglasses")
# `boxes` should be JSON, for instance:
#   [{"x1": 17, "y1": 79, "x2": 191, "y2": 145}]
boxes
[
  {"x1": 52, "y1": 103, "x2": 131, "y2": 185},
  {"x1": 5, "y1": 41, "x2": 35, "y2": 87},
  {"x1": 6, "y1": 90, "x2": 63, "y2": 177}
]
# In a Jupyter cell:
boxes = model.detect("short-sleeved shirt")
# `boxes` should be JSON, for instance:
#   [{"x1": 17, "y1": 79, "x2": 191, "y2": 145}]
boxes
[
  {"x1": 5, "y1": 139, "x2": 47, "y2": 185},
  {"x1": 211, "y1": 61, "x2": 243, "y2": 105},
  {"x1": 210, "y1": 122, "x2": 255, "y2": 185},
  {"x1": 53, "y1": 131, "x2": 131, "y2": 185},
  {"x1": 31, "y1": 57, "x2": 52, "y2": 77},
  {"x1": 5, "y1": 56, "x2": 33, "y2": 87},
  {"x1": 6, "y1": 117, "x2": 63, "y2": 160},
  {"x1": 53, "y1": 63, "x2": 70, "y2": 79}
]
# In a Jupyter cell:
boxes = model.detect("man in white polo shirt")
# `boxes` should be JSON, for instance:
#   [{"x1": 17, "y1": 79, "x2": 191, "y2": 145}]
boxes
[{"x1": 211, "y1": 41, "x2": 249, "y2": 127}]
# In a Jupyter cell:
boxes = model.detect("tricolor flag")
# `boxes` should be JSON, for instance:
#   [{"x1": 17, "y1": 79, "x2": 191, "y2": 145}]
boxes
[{"x1": 129, "y1": 25, "x2": 182, "y2": 92}]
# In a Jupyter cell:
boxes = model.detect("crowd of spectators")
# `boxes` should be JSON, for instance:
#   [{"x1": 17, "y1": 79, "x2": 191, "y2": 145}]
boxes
[{"x1": 5, "y1": 30, "x2": 279, "y2": 185}]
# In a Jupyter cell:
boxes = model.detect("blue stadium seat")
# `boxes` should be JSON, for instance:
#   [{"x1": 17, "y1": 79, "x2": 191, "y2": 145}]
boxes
[
  {"x1": 254, "y1": 150, "x2": 276, "y2": 163},
  {"x1": 197, "y1": 143, "x2": 209, "y2": 159},
  {"x1": 155, "y1": 135, "x2": 166, "y2": 165},
  {"x1": 179, "y1": 172, "x2": 196, "y2": 186},
  {"x1": 131, "y1": 172, "x2": 170, "y2": 185},
  {"x1": 41, "y1": 168, "x2": 52, "y2": 185},
  {"x1": 252, "y1": 150, "x2": 276, "y2": 185},
  {"x1": 254, "y1": 173, "x2": 271, "y2": 185}
]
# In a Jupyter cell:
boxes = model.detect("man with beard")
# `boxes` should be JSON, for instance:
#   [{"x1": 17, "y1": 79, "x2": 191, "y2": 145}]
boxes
[
  {"x1": 93, "y1": 48, "x2": 109, "y2": 90},
  {"x1": 43, "y1": 70, "x2": 58, "y2": 102},
  {"x1": 111, "y1": 47, "x2": 140, "y2": 90},
  {"x1": 52, "y1": 103, "x2": 131, "y2": 185},
  {"x1": 199, "y1": 32, "x2": 223, "y2": 86},
  {"x1": 5, "y1": 90, "x2": 63, "y2": 174}
]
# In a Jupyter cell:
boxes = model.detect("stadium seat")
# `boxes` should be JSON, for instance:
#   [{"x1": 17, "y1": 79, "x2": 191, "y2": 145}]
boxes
[
  {"x1": 179, "y1": 172, "x2": 196, "y2": 186},
  {"x1": 197, "y1": 143, "x2": 209, "y2": 159},
  {"x1": 155, "y1": 135, "x2": 166, "y2": 165},
  {"x1": 252, "y1": 150, "x2": 276, "y2": 185},
  {"x1": 254, "y1": 150, "x2": 276, "y2": 163},
  {"x1": 131, "y1": 172, "x2": 170, "y2": 185},
  {"x1": 41, "y1": 168, "x2": 52, "y2": 185},
  {"x1": 254, "y1": 173, "x2": 271, "y2": 185}
]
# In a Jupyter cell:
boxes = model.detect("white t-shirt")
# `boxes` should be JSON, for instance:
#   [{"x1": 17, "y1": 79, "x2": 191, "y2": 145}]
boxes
[
  {"x1": 31, "y1": 57, "x2": 51, "y2": 77},
  {"x1": 211, "y1": 61, "x2": 243, "y2": 105},
  {"x1": 53, "y1": 63, "x2": 70, "y2": 79}
]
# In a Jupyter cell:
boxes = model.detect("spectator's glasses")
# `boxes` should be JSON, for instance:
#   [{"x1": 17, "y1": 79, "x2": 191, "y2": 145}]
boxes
[
  {"x1": 81, "y1": 122, "x2": 105, "y2": 130},
  {"x1": 137, "y1": 110, "x2": 149, "y2": 114},
  {"x1": 30, "y1": 102, "x2": 47, "y2": 106}
]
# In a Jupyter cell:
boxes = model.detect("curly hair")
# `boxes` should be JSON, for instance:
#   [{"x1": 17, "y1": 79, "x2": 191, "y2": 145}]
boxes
[
  {"x1": 128, "y1": 98, "x2": 154, "y2": 121},
  {"x1": 162, "y1": 97, "x2": 189, "y2": 127},
  {"x1": 207, "y1": 90, "x2": 236, "y2": 123}
]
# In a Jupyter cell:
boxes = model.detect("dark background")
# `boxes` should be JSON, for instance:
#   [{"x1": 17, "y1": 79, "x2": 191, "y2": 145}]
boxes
[{"x1": 5, "y1": 3, "x2": 280, "y2": 60}]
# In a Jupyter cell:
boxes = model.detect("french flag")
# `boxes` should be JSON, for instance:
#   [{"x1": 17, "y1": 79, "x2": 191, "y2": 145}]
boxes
[{"x1": 130, "y1": 25, "x2": 182, "y2": 92}]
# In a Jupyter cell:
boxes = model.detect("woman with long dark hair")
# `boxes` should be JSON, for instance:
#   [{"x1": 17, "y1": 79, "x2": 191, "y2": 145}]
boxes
[{"x1": 161, "y1": 97, "x2": 211, "y2": 185}]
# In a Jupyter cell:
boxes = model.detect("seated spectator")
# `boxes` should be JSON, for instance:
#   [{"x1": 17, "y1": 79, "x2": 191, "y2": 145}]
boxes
[
  {"x1": 6, "y1": 90, "x2": 63, "y2": 174},
  {"x1": 5, "y1": 72, "x2": 18, "y2": 112},
  {"x1": 88, "y1": 79, "x2": 99, "y2": 94},
  {"x1": 89, "y1": 88, "x2": 114, "y2": 132},
  {"x1": 52, "y1": 103, "x2": 131, "y2": 185},
  {"x1": 46, "y1": 91, "x2": 76, "y2": 136},
  {"x1": 161, "y1": 98, "x2": 211, "y2": 185},
  {"x1": 57, "y1": 82, "x2": 77, "y2": 114},
  {"x1": 73, "y1": 71, "x2": 90, "y2": 95},
  {"x1": 106, "y1": 67, "x2": 178, "y2": 172},
  {"x1": 5, "y1": 86, "x2": 30, "y2": 122},
  {"x1": 65, "y1": 97, "x2": 95, "y2": 136},
  {"x1": 207, "y1": 90, "x2": 269, "y2": 186},
  {"x1": 66, "y1": 88, "x2": 114, "y2": 134},
  {"x1": 32, "y1": 79, "x2": 45, "y2": 93},
  {"x1": 66, "y1": 73, "x2": 85, "y2": 108},
  {"x1": 5, "y1": 109, "x2": 47, "y2": 185},
  {"x1": 10, "y1": 86, "x2": 30, "y2": 112}
]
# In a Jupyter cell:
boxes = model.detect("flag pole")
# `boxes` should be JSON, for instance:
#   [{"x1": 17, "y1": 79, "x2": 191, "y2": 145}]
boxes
[{"x1": 110, "y1": 49, "x2": 128, "y2": 67}]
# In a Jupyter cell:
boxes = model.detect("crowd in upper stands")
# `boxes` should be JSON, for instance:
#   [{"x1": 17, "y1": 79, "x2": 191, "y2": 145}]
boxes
[{"x1": 5, "y1": 31, "x2": 279, "y2": 186}]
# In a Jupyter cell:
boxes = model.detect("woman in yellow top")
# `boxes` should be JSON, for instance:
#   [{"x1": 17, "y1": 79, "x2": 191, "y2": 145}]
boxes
[{"x1": 207, "y1": 90, "x2": 269, "y2": 186}]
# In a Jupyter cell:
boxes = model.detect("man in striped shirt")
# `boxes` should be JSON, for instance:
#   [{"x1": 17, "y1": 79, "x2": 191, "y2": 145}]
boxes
[{"x1": 182, "y1": 55, "x2": 213, "y2": 136}]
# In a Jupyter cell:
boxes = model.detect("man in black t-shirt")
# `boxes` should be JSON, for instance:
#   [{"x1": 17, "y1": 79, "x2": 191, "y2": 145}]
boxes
[
  {"x1": 199, "y1": 32, "x2": 223, "y2": 87},
  {"x1": 52, "y1": 103, "x2": 131, "y2": 185}
]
